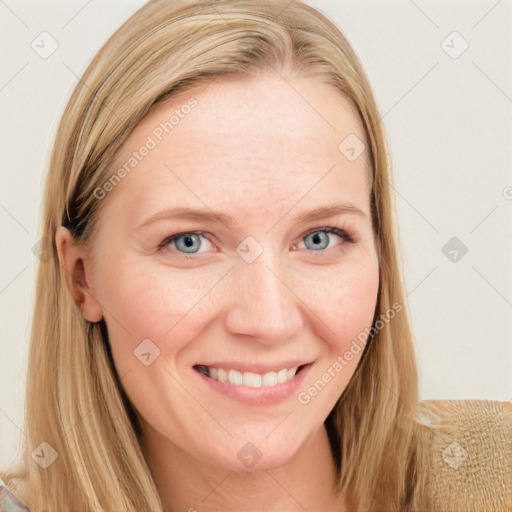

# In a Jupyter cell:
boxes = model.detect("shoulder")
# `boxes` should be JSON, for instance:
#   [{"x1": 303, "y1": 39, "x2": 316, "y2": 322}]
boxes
[
  {"x1": 0, "y1": 476, "x2": 31, "y2": 511},
  {"x1": 420, "y1": 399, "x2": 512, "y2": 511}
]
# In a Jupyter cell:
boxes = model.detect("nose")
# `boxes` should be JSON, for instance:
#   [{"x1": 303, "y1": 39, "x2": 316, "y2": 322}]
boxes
[{"x1": 223, "y1": 248, "x2": 304, "y2": 345}]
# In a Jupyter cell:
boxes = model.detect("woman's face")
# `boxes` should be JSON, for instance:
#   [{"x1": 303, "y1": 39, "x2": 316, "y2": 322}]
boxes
[{"x1": 85, "y1": 69, "x2": 379, "y2": 471}]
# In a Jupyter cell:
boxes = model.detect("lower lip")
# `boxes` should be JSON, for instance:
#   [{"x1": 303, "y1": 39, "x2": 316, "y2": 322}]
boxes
[{"x1": 194, "y1": 364, "x2": 312, "y2": 405}]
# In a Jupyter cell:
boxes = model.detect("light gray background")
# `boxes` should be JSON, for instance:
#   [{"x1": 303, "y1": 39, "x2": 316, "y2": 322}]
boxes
[{"x1": 1, "y1": 0, "x2": 511, "y2": 468}]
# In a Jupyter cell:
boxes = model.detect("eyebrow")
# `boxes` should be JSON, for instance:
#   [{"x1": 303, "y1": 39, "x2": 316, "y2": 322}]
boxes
[{"x1": 136, "y1": 203, "x2": 366, "y2": 230}]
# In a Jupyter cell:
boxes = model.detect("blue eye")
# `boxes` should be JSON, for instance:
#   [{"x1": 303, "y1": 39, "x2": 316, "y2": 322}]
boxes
[
  {"x1": 158, "y1": 227, "x2": 352, "y2": 260},
  {"x1": 172, "y1": 233, "x2": 202, "y2": 253},
  {"x1": 300, "y1": 227, "x2": 351, "y2": 251},
  {"x1": 158, "y1": 231, "x2": 210, "y2": 258}
]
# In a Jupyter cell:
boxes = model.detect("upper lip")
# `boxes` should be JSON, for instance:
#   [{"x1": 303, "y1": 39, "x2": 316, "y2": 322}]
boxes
[{"x1": 194, "y1": 360, "x2": 311, "y2": 373}]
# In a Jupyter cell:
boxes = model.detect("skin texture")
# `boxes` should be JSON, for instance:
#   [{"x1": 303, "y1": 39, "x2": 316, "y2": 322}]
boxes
[{"x1": 56, "y1": 68, "x2": 379, "y2": 511}]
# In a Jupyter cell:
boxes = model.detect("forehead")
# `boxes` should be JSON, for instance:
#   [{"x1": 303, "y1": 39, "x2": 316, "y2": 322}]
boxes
[{"x1": 100, "y1": 70, "x2": 370, "y2": 228}]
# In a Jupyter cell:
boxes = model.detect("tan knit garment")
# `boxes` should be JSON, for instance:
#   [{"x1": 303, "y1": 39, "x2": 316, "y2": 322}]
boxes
[{"x1": 421, "y1": 399, "x2": 512, "y2": 511}]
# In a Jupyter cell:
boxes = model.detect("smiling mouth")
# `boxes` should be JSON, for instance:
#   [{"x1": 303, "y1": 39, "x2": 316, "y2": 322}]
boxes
[{"x1": 193, "y1": 364, "x2": 307, "y2": 388}]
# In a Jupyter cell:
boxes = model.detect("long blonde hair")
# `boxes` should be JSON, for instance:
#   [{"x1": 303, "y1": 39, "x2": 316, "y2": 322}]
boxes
[{"x1": 2, "y1": 1, "x2": 435, "y2": 510}]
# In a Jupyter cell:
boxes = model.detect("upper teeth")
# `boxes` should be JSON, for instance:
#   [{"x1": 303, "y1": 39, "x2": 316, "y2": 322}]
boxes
[{"x1": 198, "y1": 365, "x2": 299, "y2": 387}]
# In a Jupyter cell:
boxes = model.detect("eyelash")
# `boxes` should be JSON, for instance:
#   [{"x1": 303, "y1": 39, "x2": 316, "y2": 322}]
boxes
[{"x1": 157, "y1": 226, "x2": 354, "y2": 261}]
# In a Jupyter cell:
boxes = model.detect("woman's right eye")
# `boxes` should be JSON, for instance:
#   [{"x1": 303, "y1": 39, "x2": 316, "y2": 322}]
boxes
[{"x1": 157, "y1": 231, "x2": 215, "y2": 260}]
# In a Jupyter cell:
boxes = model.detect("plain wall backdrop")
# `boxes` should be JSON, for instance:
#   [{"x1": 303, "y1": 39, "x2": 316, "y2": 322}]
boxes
[{"x1": 1, "y1": 0, "x2": 511, "y2": 468}]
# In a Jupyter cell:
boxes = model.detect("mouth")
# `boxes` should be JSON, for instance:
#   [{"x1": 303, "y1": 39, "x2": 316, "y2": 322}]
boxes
[{"x1": 193, "y1": 364, "x2": 308, "y2": 388}]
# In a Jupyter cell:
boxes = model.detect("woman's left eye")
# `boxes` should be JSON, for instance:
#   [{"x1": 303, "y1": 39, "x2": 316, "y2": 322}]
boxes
[
  {"x1": 157, "y1": 227, "x2": 352, "y2": 259},
  {"x1": 295, "y1": 227, "x2": 352, "y2": 251}
]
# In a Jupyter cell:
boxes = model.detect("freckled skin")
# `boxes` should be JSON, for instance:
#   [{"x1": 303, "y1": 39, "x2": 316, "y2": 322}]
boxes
[{"x1": 58, "y1": 69, "x2": 379, "y2": 511}]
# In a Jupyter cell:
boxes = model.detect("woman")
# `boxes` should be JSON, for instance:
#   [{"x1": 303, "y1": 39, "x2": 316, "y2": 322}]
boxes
[{"x1": 1, "y1": 1, "x2": 510, "y2": 510}]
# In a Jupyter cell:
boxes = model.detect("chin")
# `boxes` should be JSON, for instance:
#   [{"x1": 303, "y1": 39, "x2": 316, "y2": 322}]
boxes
[{"x1": 199, "y1": 428, "x2": 310, "y2": 473}]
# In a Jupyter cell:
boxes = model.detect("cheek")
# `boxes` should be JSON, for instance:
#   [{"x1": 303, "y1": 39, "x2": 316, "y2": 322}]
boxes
[
  {"x1": 295, "y1": 260, "x2": 379, "y2": 411},
  {"x1": 94, "y1": 252, "x2": 222, "y2": 360},
  {"x1": 306, "y1": 257, "x2": 380, "y2": 353},
  {"x1": 339, "y1": 261, "x2": 379, "y2": 329}
]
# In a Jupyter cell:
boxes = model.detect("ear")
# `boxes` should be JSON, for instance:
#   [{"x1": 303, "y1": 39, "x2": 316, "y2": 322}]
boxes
[{"x1": 55, "y1": 226, "x2": 103, "y2": 323}]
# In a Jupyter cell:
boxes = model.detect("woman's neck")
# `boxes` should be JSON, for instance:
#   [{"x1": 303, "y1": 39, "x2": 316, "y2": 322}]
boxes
[{"x1": 141, "y1": 424, "x2": 350, "y2": 512}]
